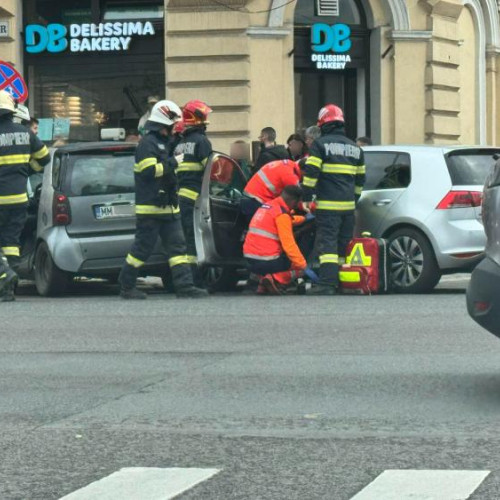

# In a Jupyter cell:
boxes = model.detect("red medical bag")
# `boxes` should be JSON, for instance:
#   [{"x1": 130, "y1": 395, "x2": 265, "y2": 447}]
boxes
[{"x1": 339, "y1": 235, "x2": 391, "y2": 294}]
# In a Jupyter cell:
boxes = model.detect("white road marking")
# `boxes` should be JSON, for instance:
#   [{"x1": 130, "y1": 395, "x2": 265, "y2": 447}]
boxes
[
  {"x1": 59, "y1": 467, "x2": 221, "y2": 500},
  {"x1": 350, "y1": 469, "x2": 490, "y2": 500}
]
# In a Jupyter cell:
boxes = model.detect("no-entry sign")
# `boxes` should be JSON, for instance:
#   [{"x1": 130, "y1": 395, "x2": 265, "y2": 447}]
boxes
[{"x1": 0, "y1": 61, "x2": 28, "y2": 103}]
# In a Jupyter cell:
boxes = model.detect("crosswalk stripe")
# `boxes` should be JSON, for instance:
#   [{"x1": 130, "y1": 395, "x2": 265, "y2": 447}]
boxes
[
  {"x1": 59, "y1": 467, "x2": 221, "y2": 500},
  {"x1": 350, "y1": 469, "x2": 490, "y2": 500}
]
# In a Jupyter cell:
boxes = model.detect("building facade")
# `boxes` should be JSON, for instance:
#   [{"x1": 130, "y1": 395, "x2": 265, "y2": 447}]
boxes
[{"x1": 0, "y1": 1, "x2": 500, "y2": 152}]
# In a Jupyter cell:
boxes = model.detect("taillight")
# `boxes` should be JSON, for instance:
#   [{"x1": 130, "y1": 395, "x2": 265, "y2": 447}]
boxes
[
  {"x1": 436, "y1": 191, "x2": 482, "y2": 209},
  {"x1": 53, "y1": 193, "x2": 71, "y2": 226},
  {"x1": 474, "y1": 301, "x2": 491, "y2": 313}
]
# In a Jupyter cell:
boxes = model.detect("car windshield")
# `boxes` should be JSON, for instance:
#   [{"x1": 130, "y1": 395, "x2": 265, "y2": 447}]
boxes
[
  {"x1": 66, "y1": 151, "x2": 135, "y2": 196},
  {"x1": 445, "y1": 150, "x2": 500, "y2": 186}
]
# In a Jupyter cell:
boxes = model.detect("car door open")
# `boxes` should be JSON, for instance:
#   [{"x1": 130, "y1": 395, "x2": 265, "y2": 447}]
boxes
[{"x1": 195, "y1": 153, "x2": 248, "y2": 266}]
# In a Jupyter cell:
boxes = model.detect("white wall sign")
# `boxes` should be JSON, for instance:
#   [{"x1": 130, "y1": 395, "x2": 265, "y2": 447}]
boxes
[{"x1": 0, "y1": 21, "x2": 9, "y2": 38}]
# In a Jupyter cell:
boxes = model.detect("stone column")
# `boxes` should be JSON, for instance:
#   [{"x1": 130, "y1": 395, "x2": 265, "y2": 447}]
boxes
[
  {"x1": 0, "y1": 0, "x2": 23, "y2": 69},
  {"x1": 486, "y1": 50, "x2": 498, "y2": 145},
  {"x1": 421, "y1": 0, "x2": 464, "y2": 144}
]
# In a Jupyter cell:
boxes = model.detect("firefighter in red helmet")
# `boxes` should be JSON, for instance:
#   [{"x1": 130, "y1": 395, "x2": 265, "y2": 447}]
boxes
[
  {"x1": 174, "y1": 100, "x2": 213, "y2": 286},
  {"x1": 302, "y1": 104, "x2": 365, "y2": 295}
]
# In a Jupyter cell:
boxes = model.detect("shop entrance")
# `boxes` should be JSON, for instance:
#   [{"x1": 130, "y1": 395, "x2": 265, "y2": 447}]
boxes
[{"x1": 294, "y1": 0, "x2": 369, "y2": 140}]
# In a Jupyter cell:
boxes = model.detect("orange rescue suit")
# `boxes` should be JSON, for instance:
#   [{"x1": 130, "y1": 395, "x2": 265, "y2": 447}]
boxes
[{"x1": 243, "y1": 196, "x2": 307, "y2": 270}]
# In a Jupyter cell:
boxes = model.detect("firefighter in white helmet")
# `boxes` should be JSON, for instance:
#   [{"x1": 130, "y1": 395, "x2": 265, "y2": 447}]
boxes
[
  {"x1": 0, "y1": 90, "x2": 50, "y2": 301},
  {"x1": 118, "y1": 99, "x2": 208, "y2": 299}
]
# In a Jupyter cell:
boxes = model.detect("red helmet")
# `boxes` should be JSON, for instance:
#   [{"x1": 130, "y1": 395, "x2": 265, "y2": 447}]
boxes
[
  {"x1": 317, "y1": 104, "x2": 344, "y2": 127},
  {"x1": 173, "y1": 120, "x2": 185, "y2": 135},
  {"x1": 182, "y1": 100, "x2": 212, "y2": 126}
]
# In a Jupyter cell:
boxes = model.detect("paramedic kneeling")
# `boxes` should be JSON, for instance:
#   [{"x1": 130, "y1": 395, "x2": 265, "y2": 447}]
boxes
[{"x1": 243, "y1": 185, "x2": 309, "y2": 295}]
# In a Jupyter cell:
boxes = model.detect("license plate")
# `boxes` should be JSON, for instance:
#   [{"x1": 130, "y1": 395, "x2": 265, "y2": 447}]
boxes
[{"x1": 94, "y1": 203, "x2": 134, "y2": 220}]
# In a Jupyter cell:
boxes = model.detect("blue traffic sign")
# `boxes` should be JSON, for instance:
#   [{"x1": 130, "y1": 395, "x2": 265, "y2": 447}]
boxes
[{"x1": 0, "y1": 61, "x2": 28, "y2": 103}]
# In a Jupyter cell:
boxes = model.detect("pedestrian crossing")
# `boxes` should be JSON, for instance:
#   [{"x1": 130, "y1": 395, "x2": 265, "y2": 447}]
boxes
[
  {"x1": 58, "y1": 467, "x2": 220, "y2": 500},
  {"x1": 58, "y1": 467, "x2": 490, "y2": 499}
]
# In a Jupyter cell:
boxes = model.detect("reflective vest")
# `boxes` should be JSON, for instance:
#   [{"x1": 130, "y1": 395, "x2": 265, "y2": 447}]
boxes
[
  {"x1": 243, "y1": 196, "x2": 289, "y2": 261},
  {"x1": 244, "y1": 160, "x2": 300, "y2": 204}
]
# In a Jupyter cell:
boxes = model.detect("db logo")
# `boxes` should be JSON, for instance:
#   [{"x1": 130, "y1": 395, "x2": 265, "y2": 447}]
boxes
[
  {"x1": 311, "y1": 23, "x2": 351, "y2": 53},
  {"x1": 25, "y1": 24, "x2": 68, "y2": 54}
]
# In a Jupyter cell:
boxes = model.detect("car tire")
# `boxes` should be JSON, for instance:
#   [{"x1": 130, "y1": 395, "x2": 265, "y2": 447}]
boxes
[
  {"x1": 387, "y1": 227, "x2": 441, "y2": 293},
  {"x1": 34, "y1": 242, "x2": 70, "y2": 296},
  {"x1": 202, "y1": 266, "x2": 240, "y2": 293}
]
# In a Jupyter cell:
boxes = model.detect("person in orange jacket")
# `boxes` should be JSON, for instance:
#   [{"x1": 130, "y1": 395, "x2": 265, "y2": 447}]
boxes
[
  {"x1": 241, "y1": 159, "x2": 302, "y2": 222},
  {"x1": 243, "y1": 185, "x2": 316, "y2": 294}
]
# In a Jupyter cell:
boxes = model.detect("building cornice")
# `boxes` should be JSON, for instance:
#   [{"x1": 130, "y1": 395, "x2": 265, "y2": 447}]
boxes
[
  {"x1": 246, "y1": 26, "x2": 291, "y2": 38},
  {"x1": 388, "y1": 30, "x2": 433, "y2": 41}
]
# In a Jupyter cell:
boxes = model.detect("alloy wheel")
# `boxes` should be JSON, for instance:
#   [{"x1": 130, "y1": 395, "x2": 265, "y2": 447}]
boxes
[{"x1": 389, "y1": 236, "x2": 424, "y2": 288}]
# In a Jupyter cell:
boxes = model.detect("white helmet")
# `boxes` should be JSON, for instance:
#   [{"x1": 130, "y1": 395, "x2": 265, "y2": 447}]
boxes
[
  {"x1": 147, "y1": 100, "x2": 182, "y2": 127},
  {"x1": 13, "y1": 104, "x2": 30, "y2": 124},
  {"x1": 0, "y1": 90, "x2": 16, "y2": 116}
]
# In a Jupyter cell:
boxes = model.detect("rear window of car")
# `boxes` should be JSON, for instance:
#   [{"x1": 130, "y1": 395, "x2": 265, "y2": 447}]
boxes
[
  {"x1": 364, "y1": 152, "x2": 411, "y2": 191},
  {"x1": 445, "y1": 150, "x2": 500, "y2": 186},
  {"x1": 65, "y1": 151, "x2": 135, "y2": 196}
]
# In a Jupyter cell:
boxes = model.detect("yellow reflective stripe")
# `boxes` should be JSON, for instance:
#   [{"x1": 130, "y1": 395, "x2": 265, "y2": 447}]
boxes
[
  {"x1": 0, "y1": 193, "x2": 28, "y2": 205},
  {"x1": 1, "y1": 246, "x2": 20, "y2": 257},
  {"x1": 302, "y1": 176, "x2": 318, "y2": 188},
  {"x1": 177, "y1": 162, "x2": 204, "y2": 172},
  {"x1": 319, "y1": 254, "x2": 339, "y2": 264},
  {"x1": 201, "y1": 157, "x2": 208, "y2": 167},
  {"x1": 316, "y1": 200, "x2": 356, "y2": 211},
  {"x1": 0, "y1": 273, "x2": 6, "y2": 280},
  {"x1": 356, "y1": 164, "x2": 366, "y2": 175},
  {"x1": 30, "y1": 159, "x2": 43, "y2": 172},
  {"x1": 339, "y1": 271, "x2": 361, "y2": 283},
  {"x1": 179, "y1": 188, "x2": 199, "y2": 201},
  {"x1": 355, "y1": 185, "x2": 363, "y2": 195},
  {"x1": 306, "y1": 156, "x2": 322, "y2": 168},
  {"x1": 169, "y1": 255, "x2": 190, "y2": 267},
  {"x1": 186, "y1": 255, "x2": 198, "y2": 264},
  {"x1": 135, "y1": 204, "x2": 180, "y2": 215},
  {"x1": 134, "y1": 157, "x2": 157, "y2": 172},
  {"x1": 322, "y1": 163, "x2": 357, "y2": 175},
  {"x1": 154, "y1": 163, "x2": 164, "y2": 178},
  {"x1": 126, "y1": 254, "x2": 144, "y2": 268},
  {"x1": 32, "y1": 145, "x2": 49, "y2": 160},
  {"x1": 0, "y1": 154, "x2": 31, "y2": 165}
]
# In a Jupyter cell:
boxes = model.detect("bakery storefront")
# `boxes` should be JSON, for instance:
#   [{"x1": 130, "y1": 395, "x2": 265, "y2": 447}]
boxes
[
  {"x1": 293, "y1": 0, "x2": 369, "y2": 140},
  {"x1": 22, "y1": 0, "x2": 165, "y2": 142}
]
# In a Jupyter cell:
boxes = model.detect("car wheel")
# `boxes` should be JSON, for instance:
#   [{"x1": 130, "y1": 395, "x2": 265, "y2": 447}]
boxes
[
  {"x1": 202, "y1": 266, "x2": 240, "y2": 293},
  {"x1": 34, "y1": 242, "x2": 70, "y2": 296},
  {"x1": 388, "y1": 228, "x2": 441, "y2": 293}
]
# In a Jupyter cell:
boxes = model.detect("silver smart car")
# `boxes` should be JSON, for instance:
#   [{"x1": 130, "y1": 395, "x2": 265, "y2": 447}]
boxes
[{"x1": 20, "y1": 142, "x2": 168, "y2": 296}]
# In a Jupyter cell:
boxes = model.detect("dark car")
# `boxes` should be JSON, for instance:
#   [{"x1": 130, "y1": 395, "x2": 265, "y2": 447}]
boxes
[{"x1": 466, "y1": 157, "x2": 500, "y2": 335}]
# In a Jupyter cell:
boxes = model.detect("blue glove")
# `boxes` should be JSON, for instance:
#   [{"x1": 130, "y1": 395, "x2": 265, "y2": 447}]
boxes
[
  {"x1": 305, "y1": 213, "x2": 315, "y2": 222},
  {"x1": 304, "y1": 267, "x2": 319, "y2": 283}
]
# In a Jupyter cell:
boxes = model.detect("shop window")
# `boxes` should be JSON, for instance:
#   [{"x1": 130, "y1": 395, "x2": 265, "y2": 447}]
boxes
[{"x1": 364, "y1": 152, "x2": 412, "y2": 191}]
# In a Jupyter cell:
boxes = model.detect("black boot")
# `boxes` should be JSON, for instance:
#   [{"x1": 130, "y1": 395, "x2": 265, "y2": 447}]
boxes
[
  {"x1": 118, "y1": 264, "x2": 146, "y2": 299},
  {"x1": 176, "y1": 286, "x2": 209, "y2": 298},
  {"x1": 120, "y1": 287, "x2": 147, "y2": 300},
  {"x1": 0, "y1": 266, "x2": 18, "y2": 302}
]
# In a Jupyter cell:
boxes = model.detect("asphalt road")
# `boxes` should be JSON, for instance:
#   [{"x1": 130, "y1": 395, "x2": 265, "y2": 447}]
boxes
[{"x1": 2, "y1": 276, "x2": 500, "y2": 499}]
